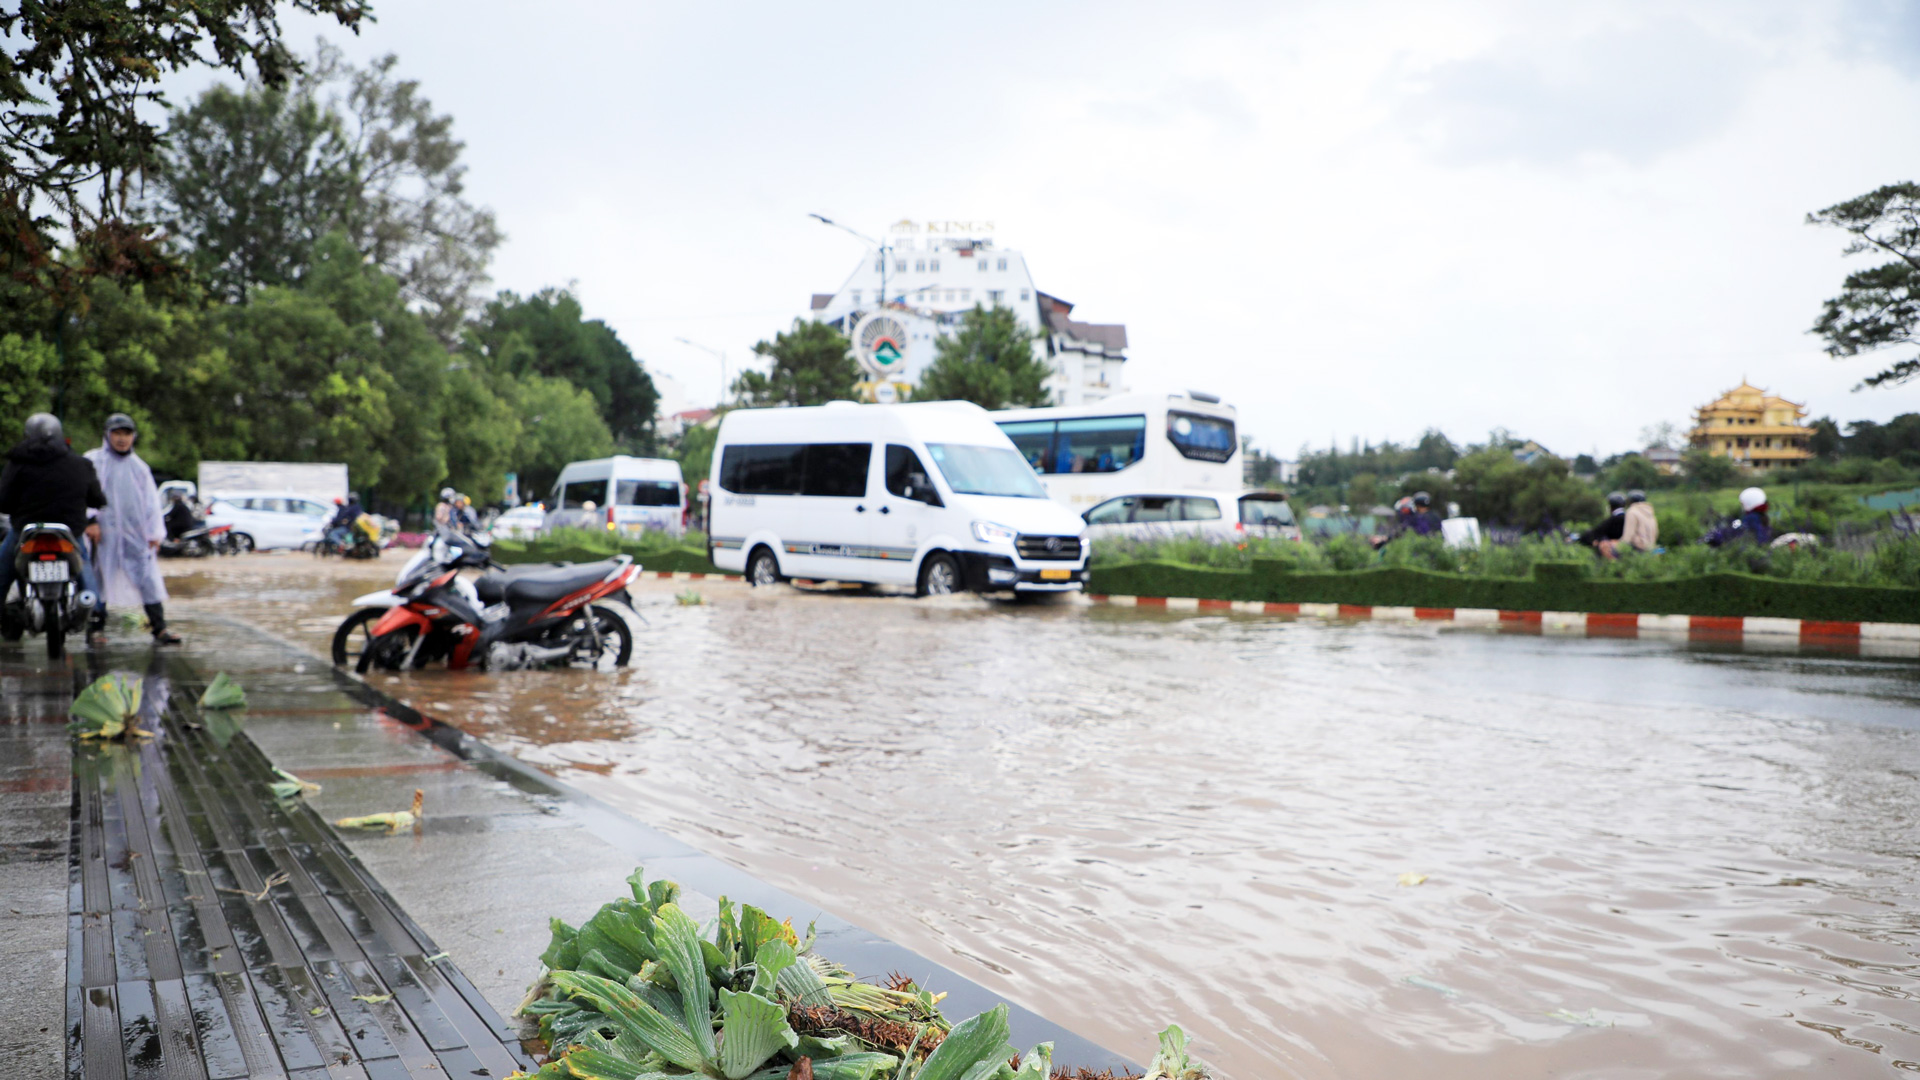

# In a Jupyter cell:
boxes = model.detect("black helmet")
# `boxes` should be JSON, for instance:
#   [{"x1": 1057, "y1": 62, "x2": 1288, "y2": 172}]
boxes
[
  {"x1": 24, "y1": 412, "x2": 62, "y2": 442},
  {"x1": 1607, "y1": 490, "x2": 1627, "y2": 510},
  {"x1": 1626, "y1": 489, "x2": 1647, "y2": 504},
  {"x1": 346, "y1": 491, "x2": 359, "y2": 503},
  {"x1": 1412, "y1": 491, "x2": 1432, "y2": 507},
  {"x1": 105, "y1": 412, "x2": 136, "y2": 435}
]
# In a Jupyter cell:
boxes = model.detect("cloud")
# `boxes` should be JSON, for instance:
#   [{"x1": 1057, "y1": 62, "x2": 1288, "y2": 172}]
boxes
[
  {"x1": 1399, "y1": 17, "x2": 1760, "y2": 166},
  {"x1": 1086, "y1": 77, "x2": 1257, "y2": 135}
]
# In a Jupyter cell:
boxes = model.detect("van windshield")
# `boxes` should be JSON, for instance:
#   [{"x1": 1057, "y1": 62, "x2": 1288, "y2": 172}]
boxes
[
  {"x1": 925, "y1": 444, "x2": 1049, "y2": 498},
  {"x1": 617, "y1": 479, "x2": 680, "y2": 507}
]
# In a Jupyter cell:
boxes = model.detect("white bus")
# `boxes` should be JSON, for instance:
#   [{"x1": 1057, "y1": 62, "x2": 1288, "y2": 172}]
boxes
[{"x1": 992, "y1": 390, "x2": 1239, "y2": 510}]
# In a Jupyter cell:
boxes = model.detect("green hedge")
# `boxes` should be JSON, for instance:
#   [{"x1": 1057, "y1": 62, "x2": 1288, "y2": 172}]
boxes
[
  {"x1": 1088, "y1": 559, "x2": 1920, "y2": 624},
  {"x1": 490, "y1": 539, "x2": 723, "y2": 575}
]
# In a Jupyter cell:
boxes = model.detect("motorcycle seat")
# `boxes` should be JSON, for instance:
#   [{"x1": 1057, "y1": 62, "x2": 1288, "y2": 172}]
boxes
[{"x1": 476, "y1": 561, "x2": 623, "y2": 605}]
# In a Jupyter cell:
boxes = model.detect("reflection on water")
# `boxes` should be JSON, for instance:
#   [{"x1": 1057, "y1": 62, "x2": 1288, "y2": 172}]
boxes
[{"x1": 169, "y1": 554, "x2": 1920, "y2": 1079}]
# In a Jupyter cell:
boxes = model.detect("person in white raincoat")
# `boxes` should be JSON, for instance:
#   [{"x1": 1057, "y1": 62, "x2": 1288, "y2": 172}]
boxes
[{"x1": 84, "y1": 413, "x2": 181, "y2": 644}]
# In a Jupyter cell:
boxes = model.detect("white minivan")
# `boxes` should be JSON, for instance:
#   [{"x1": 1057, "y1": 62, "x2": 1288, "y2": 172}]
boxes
[
  {"x1": 708, "y1": 401, "x2": 1091, "y2": 595},
  {"x1": 545, "y1": 456, "x2": 687, "y2": 538}
]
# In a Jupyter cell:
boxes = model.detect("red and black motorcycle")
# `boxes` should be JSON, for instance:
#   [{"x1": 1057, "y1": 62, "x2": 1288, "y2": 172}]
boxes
[{"x1": 336, "y1": 529, "x2": 640, "y2": 672}]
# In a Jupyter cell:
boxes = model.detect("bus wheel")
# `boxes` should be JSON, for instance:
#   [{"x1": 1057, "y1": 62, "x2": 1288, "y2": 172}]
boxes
[
  {"x1": 917, "y1": 552, "x2": 959, "y2": 597},
  {"x1": 747, "y1": 546, "x2": 782, "y2": 587}
]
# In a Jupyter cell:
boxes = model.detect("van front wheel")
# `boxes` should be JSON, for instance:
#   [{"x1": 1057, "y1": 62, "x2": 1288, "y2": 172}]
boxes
[
  {"x1": 747, "y1": 547, "x2": 783, "y2": 587},
  {"x1": 917, "y1": 552, "x2": 960, "y2": 597}
]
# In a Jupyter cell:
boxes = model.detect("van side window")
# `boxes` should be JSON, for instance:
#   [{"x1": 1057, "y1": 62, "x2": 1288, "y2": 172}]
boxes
[
  {"x1": 1180, "y1": 496, "x2": 1222, "y2": 521},
  {"x1": 885, "y1": 445, "x2": 942, "y2": 506},
  {"x1": 720, "y1": 444, "x2": 804, "y2": 494},
  {"x1": 801, "y1": 443, "x2": 872, "y2": 498},
  {"x1": 1085, "y1": 496, "x2": 1131, "y2": 524},
  {"x1": 561, "y1": 479, "x2": 609, "y2": 509},
  {"x1": 1130, "y1": 496, "x2": 1177, "y2": 523}
]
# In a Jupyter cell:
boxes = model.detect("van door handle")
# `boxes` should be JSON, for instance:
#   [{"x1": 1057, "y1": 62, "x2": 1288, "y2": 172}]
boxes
[{"x1": 855, "y1": 504, "x2": 866, "y2": 513}]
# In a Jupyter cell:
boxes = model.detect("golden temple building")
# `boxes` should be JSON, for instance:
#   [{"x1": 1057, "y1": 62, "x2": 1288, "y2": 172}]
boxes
[{"x1": 1687, "y1": 381, "x2": 1814, "y2": 469}]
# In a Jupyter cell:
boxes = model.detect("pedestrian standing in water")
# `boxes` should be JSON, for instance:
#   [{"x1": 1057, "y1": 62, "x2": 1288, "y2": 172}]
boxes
[{"x1": 85, "y1": 414, "x2": 180, "y2": 645}]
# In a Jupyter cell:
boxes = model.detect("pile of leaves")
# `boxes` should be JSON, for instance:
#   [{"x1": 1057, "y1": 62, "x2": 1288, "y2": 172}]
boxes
[
  {"x1": 69, "y1": 672, "x2": 149, "y2": 740},
  {"x1": 515, "y1": 867, "x2": 1210, "y2": 1080}
]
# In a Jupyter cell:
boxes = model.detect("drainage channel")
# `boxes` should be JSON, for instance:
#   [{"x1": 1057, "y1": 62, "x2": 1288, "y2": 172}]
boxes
[{"x1": 62, "y1": 614, "x2": 1139, "y2": 1077}]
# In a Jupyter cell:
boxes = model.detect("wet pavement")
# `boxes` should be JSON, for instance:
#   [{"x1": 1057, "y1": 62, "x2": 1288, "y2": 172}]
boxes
[{"x1": 168, "y1": 551, "x2": 1920, "y2": 1079}]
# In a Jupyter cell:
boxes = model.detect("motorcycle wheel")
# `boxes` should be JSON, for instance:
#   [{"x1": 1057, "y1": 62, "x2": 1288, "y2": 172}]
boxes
[
  {"x1": 356, "y1": 625, "x2": 419, "y2": 674},
  {"x1": 575, "y1": 607, "x2": 633, "y2": 669},
  {"x1": 332, "y1": 608, "x2": 385, "y2": 666},
  {"x1": 228, "y1": 533, "x2": 255, "y2": 554},
  {"x1": 189, "y1": 538, "x2": 212, "y2": 558}
]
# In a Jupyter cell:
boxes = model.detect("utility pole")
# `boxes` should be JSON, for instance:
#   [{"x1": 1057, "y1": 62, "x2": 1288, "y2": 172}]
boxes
[
  {"x1": 809, "y1": 213, "x2": 889, "y2": 307},
  {"x1": 675, "y1": 338, "x2": 729, "y2": 408}
]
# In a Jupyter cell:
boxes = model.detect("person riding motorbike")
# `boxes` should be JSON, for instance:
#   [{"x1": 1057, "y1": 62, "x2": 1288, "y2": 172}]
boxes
[
  {"x1": 165, "y1": 490, "x2": 201, "y2": 539},
  {"x1": 1706, "y1": 487, "x2": 1773, "y2": 547},
  {"x1": 433, "y1": 487, "x2": 457, "y2": 527},
  {"x1": 1578, "y1": 491, "x2": 1629, "y2": 559},
  {"x1": 1407, "y1": 491, "x2": 1443, "y2": 536},
  {"x1": 0, "y1": 414, "x2": 106, "y2": 635},
  {"x1": 326, "y1": 492, "x2": 365, "y2": 548},
  {"x1": 1620, "y1": 490, "x2": 1658, "y2": 552},
  {"x1": 87, "y1": 413, "x2": 180, "y2": 644}
]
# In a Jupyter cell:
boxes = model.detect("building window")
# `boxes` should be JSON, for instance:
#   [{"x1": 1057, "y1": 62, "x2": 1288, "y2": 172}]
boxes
[
  {"x1": 850, "y1": 290, "x2": 861, "y2": 304},
  {"x1": 961, "y1": 289, "x2": 971, "y2": 302},
  {"x1": 1019, "y1": 288, "x2": 1030, "y2": 300},
  {"x1": 997, "y1": 258, "x2": 1008, "y2": 271},
  {"x1": 929, "y1": 258, "x2": 940, "y2": 272},
  {"x1": 914, "y1": 259, "x2": 925, "y2": 272},
  {"x1": 978, "y1": 259, "x2": 989, "y2": 272},
  {"x1": 895, "y1": 259, "x2": 907, "y2": 273},
  {"x1": 987, "y1": 289, "x2": 1003, "y2": 303}
]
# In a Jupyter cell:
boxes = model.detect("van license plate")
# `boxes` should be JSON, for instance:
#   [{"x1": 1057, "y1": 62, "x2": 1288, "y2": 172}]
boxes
[
  {"x1": 1038, "y1": 568, "x2": 1071, "y2": 581},
  {"x1": 28, "y1": 560, "x2": 69, "y2": 583}
]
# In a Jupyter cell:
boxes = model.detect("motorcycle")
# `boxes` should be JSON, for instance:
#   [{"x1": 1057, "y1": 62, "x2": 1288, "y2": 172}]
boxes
[
  {"x1": 159, "y1": 521, "x2": 237, "y2": 558},
  {"x1": 331, "y1": 528, "x2": 638, "y2": 672},
  {"x1": 0, "y1": 523, "x2": 97, "y2": 659},
  {"x1": 311, "y1": 516, "x2": 383, "y2": 560}
]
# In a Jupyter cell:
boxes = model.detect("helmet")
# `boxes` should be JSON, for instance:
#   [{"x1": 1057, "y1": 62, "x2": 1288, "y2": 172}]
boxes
[
  {"x1": 333, "y1": 497, "x2": 344, "y2": 505},
  {"x1": 105, "y1": 412, "x2": 136, "y2": 434},
  {"x1": 1607, "y1": 491, "x2": 1627, "y2": 510},
  {"x1": 1393, "y1": 496, "x2": 1414, "y2": 513},
  {"x1": 23, "y1": 412, "x2": 62, "y2": 442},
  {"x1": 440, "y1": 487, "x2": 456, "y2": 500},
  {"x1": 1739, "y1": 486, "x2": 1767, "y2": 512},
  {"x1": 1412, "y1": 491, "x2": 1432, "y2": 508},
  {"x1": 1626, "y1": 490, "x2": 1646, "y2": 504},
  {"x1": 346, "y1": 492, "x2": 358, "y2": 503}
]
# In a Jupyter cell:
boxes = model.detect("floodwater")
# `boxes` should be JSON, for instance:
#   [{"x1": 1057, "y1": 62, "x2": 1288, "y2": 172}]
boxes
[{"x1": 167, "y1": 552, "x2": 1920, "y2": 1079}]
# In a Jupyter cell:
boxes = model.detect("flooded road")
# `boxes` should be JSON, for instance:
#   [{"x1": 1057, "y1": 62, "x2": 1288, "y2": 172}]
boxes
[{"x1": 169, "y1": 553, "x2": 1920, "y2": 1078}]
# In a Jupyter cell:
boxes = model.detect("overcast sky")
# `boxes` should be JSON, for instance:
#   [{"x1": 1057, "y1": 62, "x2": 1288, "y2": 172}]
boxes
[{"x1": 252, "y1": 0, "x2": 1920, "y2": 458}]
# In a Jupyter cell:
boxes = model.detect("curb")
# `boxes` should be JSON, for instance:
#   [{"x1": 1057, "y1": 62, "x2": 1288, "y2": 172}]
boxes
[
  {"x1": 650, "y1": 571, "x2": 743, "y2": 581},
  {"x1": 1086, "y1": 594, "x2": 1920, "y2": 654}
]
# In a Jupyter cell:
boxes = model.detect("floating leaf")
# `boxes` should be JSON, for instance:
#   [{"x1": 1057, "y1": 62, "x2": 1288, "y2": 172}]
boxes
[
  {"x1": 334, "y1": 789, "x2": 424, "y2": 832},
  {"x1": 914, "y1": 1004, "x2": 1013, "y2": 1080},
  {"x1": 198, "y1": 672, "x2": 246, "y2": 709},
  {"x1": 269, "y1": 768, "x2": 321, "y2": 800},
  {"x1": 1397, "y1": 872, "x2": 1428, "y2": 887},
  {"x1": 70, "y1": 671, "x2": 142, "y2": 739},
  {"x1": 352, "y1": 992, "x2": 393, "y2": 1004},
  {"x1": 716, "y1": 987, "x2": 798, "y2": 1078}
]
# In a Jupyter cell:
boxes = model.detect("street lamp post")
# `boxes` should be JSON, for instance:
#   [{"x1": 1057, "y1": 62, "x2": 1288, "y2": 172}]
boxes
[
  {"x1": 675, "y1": 337, "x2": 728, "y2": 409},
  {"x1": 809, "y1": 213, "x2": 889, "y2": 307}
]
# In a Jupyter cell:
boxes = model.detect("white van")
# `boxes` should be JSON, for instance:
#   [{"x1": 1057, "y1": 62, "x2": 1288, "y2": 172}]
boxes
[
  {"x1": 546, "y1": 456, "x2": 686, "y2": 538},
  {"x1": 708, "y1": 401, "x2": 1091, "y2": 595}
]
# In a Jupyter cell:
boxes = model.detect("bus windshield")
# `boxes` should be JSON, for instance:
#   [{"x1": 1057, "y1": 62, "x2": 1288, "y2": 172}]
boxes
[
  {"x1": 1167, "y1": 411, "x2": 1236, "y2": 462},
  {"x1": 925, "y1": 444, "x2": 1049, "y2": 498}
]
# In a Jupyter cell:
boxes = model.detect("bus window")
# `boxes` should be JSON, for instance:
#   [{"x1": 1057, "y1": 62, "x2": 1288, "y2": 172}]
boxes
[
  {"x1": 561, "y1": 479, "x2": 609, "y2": 509},
  {"x1": 999, "y1": 421, "x2": 1055, "y2": 472},
  {"x1": 1167, "y1": 411, "x2": 1236, "y2": 462},
  {"x1": 1179, "y1": 496, "x2": 1222, "y2": 521},
  {"x1": 1052, "y1": 415, "x2": 1146, "y2": 474}
]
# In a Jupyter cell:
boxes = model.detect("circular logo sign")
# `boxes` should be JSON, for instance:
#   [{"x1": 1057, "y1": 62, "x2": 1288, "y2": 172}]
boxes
[{"x1": 852, "y1": 312, "x2": 910, "y2": 378}]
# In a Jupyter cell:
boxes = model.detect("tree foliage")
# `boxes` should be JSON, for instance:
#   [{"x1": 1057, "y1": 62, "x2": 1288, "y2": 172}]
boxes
[
  {"x1": 915, "y1": 305, "x2": 1050, "y2": 409},
  {"x1": 465, "y1": 288, "x2": 655, "y2": 451},
  {"x1": 1451, "y1": 448, "x2": 1603, "y2": 528},
  {"x1": 0, "y1": 0, "x2": 369, "y2": 299},
  {"x1": 732, "y1": 319, "x2": 858, "y2": 407},
  {"x1": 154, "y1": 44, "x2": 501, "y2": 340},
  {"x1": 1808, "y1": 182, "x2": 1920, "y2": 388}
]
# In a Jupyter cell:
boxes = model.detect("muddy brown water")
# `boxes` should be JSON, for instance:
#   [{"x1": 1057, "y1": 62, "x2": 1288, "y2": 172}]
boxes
[{"x1": 166, "y1": 551, "x2": 1920, "y2": 1078}]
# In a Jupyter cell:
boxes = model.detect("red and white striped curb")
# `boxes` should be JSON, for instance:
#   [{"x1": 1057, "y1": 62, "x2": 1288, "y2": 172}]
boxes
[
  {"x1": 1086, "y1": 595, "x2": 1920, "y2": 654},
  {"x1": 648, "y1": 571, "x2": 744, "y2": 582}
]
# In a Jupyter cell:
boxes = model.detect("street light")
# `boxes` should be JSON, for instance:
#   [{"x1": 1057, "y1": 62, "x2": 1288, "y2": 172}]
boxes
[
  {"x1": 809, "y1": 212, "x2": 891, "y2": 306},
  {"x1": 675, "y1": 337, "x2": 728, "y2": 408}
]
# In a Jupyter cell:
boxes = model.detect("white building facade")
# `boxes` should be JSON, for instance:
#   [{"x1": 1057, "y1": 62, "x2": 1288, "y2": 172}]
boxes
[{"x1": 807, "y1": 220, "x2": 1128, "y2": 406}]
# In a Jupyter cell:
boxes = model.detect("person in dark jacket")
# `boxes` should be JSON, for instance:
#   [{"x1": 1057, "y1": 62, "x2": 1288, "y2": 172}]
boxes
[
  {"x1": 0, "y1": 413, "x2": 106, "y2": 621},
  {"x1": 1407, "y1": 491, "x2": 1444, "y2": 536},
  {"x1": 1579, "y1": 491, "x2": 1629, "y2": 559},
  {"x1": 165, "y1": 492, "x2": 200, "y2": 539}
]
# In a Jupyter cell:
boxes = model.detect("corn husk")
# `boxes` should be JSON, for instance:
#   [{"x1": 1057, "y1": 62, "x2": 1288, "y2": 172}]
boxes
[
  {"x1": 335, "y1": 788, "x2": 424, "y2": 832},
  {"x1": 198, "y1": 672, "x2": 246, "y2": 710},
  {"x1": 70, "y1": 672, "x2": 145, "y2": 739},
  {"x1": 269, "y1": 768, "x2": 321, "y2": 800}
]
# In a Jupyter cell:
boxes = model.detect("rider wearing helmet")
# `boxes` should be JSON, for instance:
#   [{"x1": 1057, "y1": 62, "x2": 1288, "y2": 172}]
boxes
[
  {"x1": 1620, "y1": 489, "x2": 1658, "y2": 552},
  {"x1": 1408, "y1": 491, "x2": 1443, "y2": 536},
  {"x1": 1737, "y1": 486, "x2": 1772, "y2": 545},
  {"x1": 0, "y1": 414, "x2": 106, "y2": 627},
  {"x1": 326, "y1": 492, "x2": 365, "y2": 547},
  {"x1": 86, "y1": 413, "x2": 180, "y2": 644},
  {"x1": 434, "y1": 486, "x2": 457, "y2": 527},
  {"x1": 1580, "y1": 491, "x2": 1629, "y2": 558}
]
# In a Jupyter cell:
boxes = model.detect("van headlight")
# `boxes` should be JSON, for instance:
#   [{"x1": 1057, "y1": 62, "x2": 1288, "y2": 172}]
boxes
[{"x1": 971, "y1": 520, "x2": 1017, "y2": 544}]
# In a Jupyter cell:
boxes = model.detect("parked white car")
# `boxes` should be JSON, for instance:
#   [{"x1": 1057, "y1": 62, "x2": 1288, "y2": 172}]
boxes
[
  {"x1": 493, "y1": 504, "x2": 547, "y2": 541},
  {"x1": 202, "y1": 492, "x2": 332, "y2": 550},
  {"x1": 1082, "y1": 490, "x2": 1303, "y2": 542}
]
